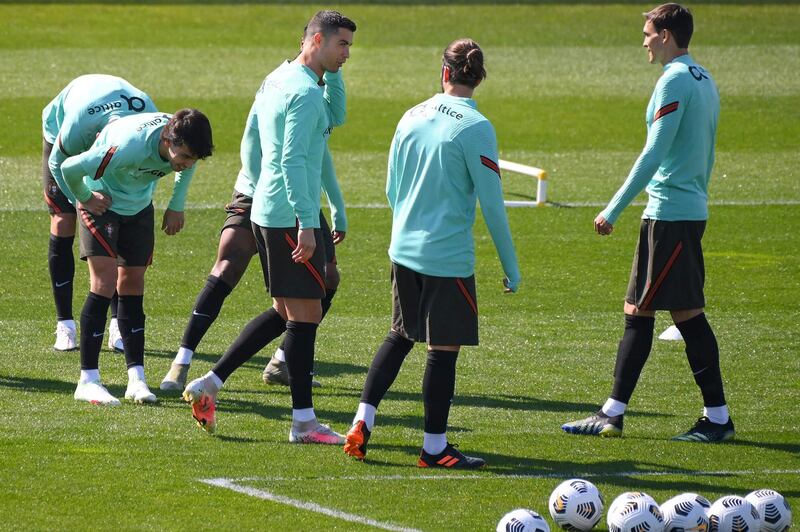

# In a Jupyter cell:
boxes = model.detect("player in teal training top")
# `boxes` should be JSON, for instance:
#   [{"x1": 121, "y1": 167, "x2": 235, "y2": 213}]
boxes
[
  {"x1": 181, "y1": 11, "x2": 355, "y2": 443},
  {"x1": 562, "y1": 3, "x2": 733, "y2": 443},
  {"x1": 344, "y1": 39, "x2": 521, "y2": 468},
  {"x1": 41, "y1": 75, "x2": 157, "y2": 352},
  {"x1": 60, "y1": 110, "x2": 213, "y2": 406},
  {"x1": 160, "y1": 57, "x2": 349, "y2": 392}
]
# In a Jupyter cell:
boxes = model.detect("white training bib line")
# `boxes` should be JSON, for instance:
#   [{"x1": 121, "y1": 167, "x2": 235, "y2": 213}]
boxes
[{"x1": 200, "y1": 478, "x2": 421, "y2": 532}]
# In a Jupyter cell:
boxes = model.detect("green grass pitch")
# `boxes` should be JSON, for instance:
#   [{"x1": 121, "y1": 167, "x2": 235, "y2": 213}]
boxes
[{"x1": 0, "y1": 2, "x2": 798, "y2": 530}]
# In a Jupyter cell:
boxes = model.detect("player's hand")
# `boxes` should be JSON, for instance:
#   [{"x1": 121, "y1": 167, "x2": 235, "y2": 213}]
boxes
[
  {"x1": 292, "y1": 227, "x2": 316, "y2": 263},
  {"x1": 594, "y1": 214, "x2": 614, "y2": 235},
  {"x1": 79, "y1": 191, "x2": 112, "y2": 216},
  {"x1": 161, "y1": 209, "x2": 185, "y2": 235},
  {"x1": 503, "y1": 277, "x2": 519, "y2": 293},
  {"x1": 332, "y1": 230, "x2": 346, "y2": 245}
]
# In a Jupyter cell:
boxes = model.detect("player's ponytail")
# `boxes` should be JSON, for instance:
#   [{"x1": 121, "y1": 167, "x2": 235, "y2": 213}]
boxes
[{"x1": 443, "y1": 38, "x2": 486, "y2": 88}]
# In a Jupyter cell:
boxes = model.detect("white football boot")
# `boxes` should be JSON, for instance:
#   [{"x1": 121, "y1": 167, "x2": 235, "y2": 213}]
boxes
[
  {"x1": 74, "y1": 380, "x2": 121, "y2": 406},
  {"x1": 107, "y1": 318, "x2": 124, "y2": 353},
  {"x1": 54, "y1": 321, "x2": 77, "y2": 351},
  {"x1": 124, "y1": 380, "x2": 157, "y2": 404}
]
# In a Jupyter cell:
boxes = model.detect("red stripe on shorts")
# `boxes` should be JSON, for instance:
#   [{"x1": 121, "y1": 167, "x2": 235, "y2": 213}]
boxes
[
  {"x1": 44, "y1": 191, "x2": 62, "y2": 214},
  {"x1": 640, "y1": 241, "x2": 683, "y2": 310},
  {"x1": 284, "y1": 232, "x2": 326, "y2": 292},
  {"x1": 456, "y1": 278, "x2": 478, "y2": 315},
  {"x1": 80, "y1": 210, "x2": 116, "y2": 258}
]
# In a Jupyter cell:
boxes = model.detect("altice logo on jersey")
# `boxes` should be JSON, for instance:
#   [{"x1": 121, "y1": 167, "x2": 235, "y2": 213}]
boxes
[
  {"x1": 136, "y1": 114, "x2": 170, "y2": 132},
  {"x1": 86, "y1": 95, "x2": 147, "y2": 115}
]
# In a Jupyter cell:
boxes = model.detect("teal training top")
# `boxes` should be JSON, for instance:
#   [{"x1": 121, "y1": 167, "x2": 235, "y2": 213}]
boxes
[
  {"x1": 387, "y1": 93, "x2": 521, "y2": 288},
  {"x1": 60, "y1": 113, "x2": 195, "y2": 216},
  {"x1": 601, "y1": 54, "x2": 720, "y2": 223},
  {"x1": 234, "y1": 64, "x2": 346, "y2": 230},
  {"x1": 43, "y1": 74, "x2": 157, "y2": 205},
  {"x1": 249, "y1": 62, "x2": 334, "y2": 229}
]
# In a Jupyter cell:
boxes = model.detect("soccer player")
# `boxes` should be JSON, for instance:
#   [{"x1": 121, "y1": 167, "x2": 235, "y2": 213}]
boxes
[
  {"x1": 42, "y1": 75, "x2": 157, "y2": 351},
  {"x1": 61, "y1": 110, "x2": 213, "y2": 405},
  {"x1": 561, "y1": 3, "x2": 733, "y2": 442},
  {"x1": 182, "y1": 10, "x2": 355, "y2": 442},
  {"x1": 343, "y1": 39, "x2": 521, "y2": 467},
  {"x1": 159, "y1": 60, "x2": 347, "y2": 392}
]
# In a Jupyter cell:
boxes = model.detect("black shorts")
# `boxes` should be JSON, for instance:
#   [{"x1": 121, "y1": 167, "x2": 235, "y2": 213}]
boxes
[
  {"x1": 319, "y1": 212, "x2": 335, "y2": 264},
  {"x1": 391, "y1": 262, "x2": 479, "y2": 346},
  {"x1": 253, "y1": 223, "x2": 327, "y2": 299},
  {"x1": 41, "y1": 139, "x2": 76, "y2": 215},
  {"x1": 222, "y1": 190, "x2": 253, "y2": 231},
  {"x1": 626, "y1": 218, "x2": 706, "y2": 311},
  {"x1": 78, "y1": 203, "x2": 154, "y2": 267}
]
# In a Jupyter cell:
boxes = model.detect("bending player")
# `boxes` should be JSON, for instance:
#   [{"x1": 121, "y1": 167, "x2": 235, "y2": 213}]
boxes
[
  {"x1": 61, "y1": 110, "x2": 213, "y2": 405},
  {"x1": 42, "y1": 75, "x2": 157, "y2": 351}
]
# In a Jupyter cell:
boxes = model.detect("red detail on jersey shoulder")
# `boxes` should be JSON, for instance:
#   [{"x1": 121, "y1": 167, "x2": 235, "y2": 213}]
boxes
[
  {"x1": 94, "y1": 146, "x2": 117, "y2": 180},
  {"x1": 654, "y1": 101, "x2": 679, "y2": 121},
  {"x1": 480, "y1": 155, "x2": 501, "y2": 177}
]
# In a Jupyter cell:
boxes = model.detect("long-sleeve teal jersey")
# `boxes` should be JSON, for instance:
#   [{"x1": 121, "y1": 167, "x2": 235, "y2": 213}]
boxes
[
  {"x1": 42, "y1": 74, "x2": 158, "y2": 205},
  {"x1": 601, "y1": 54, "x2": 720, "y2": 223},
  {"x1": 60, "y1": 113, "x2": 195, "y2": 216},
  {"x1": 387, "y1": 93, "x2": 520, "y2": 287},
  {"x1": 234, "y1": 64, "x2": 347, "y2": 230},
  {"x1": 249, "y1": 62, "x2": 330, "y2": 229}
]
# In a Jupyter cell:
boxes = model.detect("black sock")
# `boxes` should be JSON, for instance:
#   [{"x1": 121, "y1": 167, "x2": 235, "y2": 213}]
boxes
[
  {"x1": 609, "y1": 314, "x2": 656, "y2": 404},
  {"x1": 278, "y1": 289, "x2": 337, "y2": 353},
  {"x1": 180, "y1": 275, "x2": 233, "y2": 351},
  {"x1": 212, "y1": 308, "x2": 286, "y2": 382},
  {"x1": 117, "y1": 295, "x2": 145, "y2": 369},
  {"x1": 49, "y1": 234, "x2": 74, "y2": 321},
  {"x1": 422, "y1": 349, "x2": 459, "y2": 434},
  {"x1": 361, "y1": 331, "x2": 414, "y2": 406},
  {"x1": 676, "y1": 313, "x2": 726, "y2": 407},
  {"x1": 110, "y1": 292, "x2": 119, "y2": 320},
  {"x1": 283, "y1": 321, "x2": 318, "y2": 410},
  {"x1": 79, "y1": 292, "x2": 111, "y2": 371}
]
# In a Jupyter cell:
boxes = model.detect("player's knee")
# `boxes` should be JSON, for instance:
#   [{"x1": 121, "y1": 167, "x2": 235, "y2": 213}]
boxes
[
  {"x1": 50, "y1": 213, "x2": 76, "y2": 236},
  {"x1": 325, "y1": 263, "x2": 340, "y2": 290}
]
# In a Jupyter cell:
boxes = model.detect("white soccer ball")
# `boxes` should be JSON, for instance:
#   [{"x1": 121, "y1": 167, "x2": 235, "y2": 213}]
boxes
[
  {"x1": 745, "y1": 489, "x2": 792, "y2": 532},
  {"x1": 610, "y1": 492, "x2": 662, "y2": 518},
  {"x1": 607, "y1": 492, "x2": 664, "y2": 532},
  {"x1": 661, "y1": 493, "x2": 712, "y2": 532},
  {"x1": 709, "y1": 495, "x2": 761, "y2": 532},
  {"x1": 497, "y1": 509, "x2": 551, "y2": 532},
  {"x1": 548, "y1": 478, "x2": 604, "y2": 531}
]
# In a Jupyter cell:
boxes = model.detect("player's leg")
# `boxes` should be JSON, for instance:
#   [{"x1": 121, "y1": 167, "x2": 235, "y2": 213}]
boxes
[
  {"x1": 162, "y1": 193, "x2": 256, "y2": 390},
  {"x1": 116, "y1": 205, "x2": 157, "y2": 404},
  {"x1": 43, "y1": 139, "x2": 79, "y2": 351},
  {"x1": 73, "y1": 210, "x2": 121, "y2": 405}
]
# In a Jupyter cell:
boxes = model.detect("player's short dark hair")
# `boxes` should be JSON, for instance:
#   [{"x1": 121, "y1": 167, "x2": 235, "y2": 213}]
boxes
[
  {"x1": 162, "y1": 108, "x2": 214, "y2": 160},
  {"x1": 443, "y1": 38, "x2": 486, "y2": 89},
  {"x1": 645, "y1": 3, "x2": 693, "y2": 48},
  {"x1": 304, "y1": 10, "x2": 356, "y2": 40}
]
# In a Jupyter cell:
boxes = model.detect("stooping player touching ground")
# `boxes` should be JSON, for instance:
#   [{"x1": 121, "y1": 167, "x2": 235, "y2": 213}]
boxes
[{"x1": 343, "y1": 38, "x2": 521, "y2": 467}]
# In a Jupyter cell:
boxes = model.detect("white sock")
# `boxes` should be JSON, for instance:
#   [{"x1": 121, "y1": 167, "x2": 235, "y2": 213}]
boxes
[
  {"x1": 59, "y1": 319, "x2": 76, "y2": 330},
  {"x1": 274, "y1": 347, "x2": 286, "y2": 362},
  {"x1": 205, "y1": 371, "x2": 224, "y2": 391},
  {"x1": 601, "y1": 398, "x2": 627, "y2": 417},
  {"x1": 174, "y1": 347, "x2": 194, "y2": 365},
  {"x1": 293, "y1": 407, "x2": 316, "y2": 423},
  {"x1": 354, "y1": 402, "x2": 376, "y2": 431},
  {"x1": 703, "y1": 405, "x2": 729, "y2": 424},
  {"x1": 79, "y1": 369, "x2": 100, "y2": 384},
  {"x1": 423, "y1": 432, "x2": 447, "y2": 455},
  {"x1": 127, "y1": 365, "x2": 146, "y2": 384}
]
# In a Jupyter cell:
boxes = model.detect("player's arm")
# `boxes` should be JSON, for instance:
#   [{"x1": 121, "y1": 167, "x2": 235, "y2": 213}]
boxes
[
  {"x1": 47, "y1": 112, "x2": 87, "y2": 206},
  {"x1": 48, "y1": 141, "x2": 78, "y2": 206},
  {"x1": 322, "y1": 70, "x2": 346, "y2": 127},
  {"x1": 320, "y1": 144, "x2": 347, "y2": 242},
  {"x1": 161, "y1": 165, "x2": 196, "y2": 235},
  {"x1": 281, "y1": 91, "x2": 320, "y2": 230},
  {"x1": 464, "y1": 123, "x2": 521, "y2": 293},
  {"x1": 60, "y1": 144, "x2": 117, "y2": 215},
  {"x1": 600, "y1": 75, "x2": 688, "y2": 225},
  {"x1": 385, "y1": 131, "x2": 400, "y2": 211}
]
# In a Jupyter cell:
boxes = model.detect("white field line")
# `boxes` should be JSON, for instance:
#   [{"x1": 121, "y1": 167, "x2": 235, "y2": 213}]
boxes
[{"x1": 200, "y1": 477, "x2": 420, "y2": 532}]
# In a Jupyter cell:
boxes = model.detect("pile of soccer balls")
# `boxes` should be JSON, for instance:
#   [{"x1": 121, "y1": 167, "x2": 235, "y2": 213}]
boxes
[{"x1": 496, "y1": 479, "x2": 792, "y2": 532}]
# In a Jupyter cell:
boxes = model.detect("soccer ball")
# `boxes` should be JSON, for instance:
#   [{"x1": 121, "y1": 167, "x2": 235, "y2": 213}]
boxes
[
  {"x1": 745, "y1": 489, "x2": 792, "y2": 532},
  {"x1": 497, "y1": 509, "x2": 551, "y2": 532},
  {"x1": 661, "y1": 493, "x2": 712, "y2": 532},
  {"x1": 548, "y1": 479, "x2": 604, "y2": 531},
  {"x1": 708, "y1": 495, "x2": 761, "y2": 532},
  {"x1": 607, "y1": 492, "x2": 664, "y2": 532}
]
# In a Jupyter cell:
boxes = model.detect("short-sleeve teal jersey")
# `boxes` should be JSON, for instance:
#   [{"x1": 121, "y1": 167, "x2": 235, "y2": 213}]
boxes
[
  {"x1": 249, "y1": 62, "x2": 331, "y2": 229},
  {"x1": 42, "y1": 74, "x2": 157, "y2": 205},
  {"x1": 601, "y1": 54, "x2": 720, "y2": 223},
  {"x1": 387, "y1": 93, "x2": 520, "y2": 288},
  {"x1": 60, "y1": 113, "x2": 195, "y2": 216}
]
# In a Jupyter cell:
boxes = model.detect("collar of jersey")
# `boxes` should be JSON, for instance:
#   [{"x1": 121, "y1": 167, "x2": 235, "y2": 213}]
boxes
[
  {"x1": 434, "y1": 92, "x2": 477, "y2": 109},
  {"x1": 663, "y1": 53, "x2": 694, "y2": 71}
]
